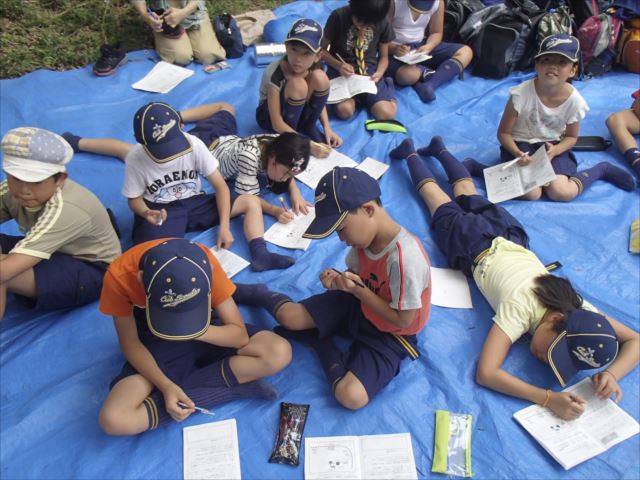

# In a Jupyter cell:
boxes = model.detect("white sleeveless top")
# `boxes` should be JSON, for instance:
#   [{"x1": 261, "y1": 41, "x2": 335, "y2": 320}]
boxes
[{"x1": 392, "y1": 0, "x2": 440, "y2": 44}]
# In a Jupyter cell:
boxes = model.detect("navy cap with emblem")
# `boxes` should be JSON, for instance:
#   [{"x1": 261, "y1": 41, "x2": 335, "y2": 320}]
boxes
[
  {"x1": 285, "y1": 18, "x2": 324, "y2": 53},
  {"x1": 547, "y1": 309, "x2": 619, "y2": 386},
  {"x1": 141, "y1": 239, "x2": 212, "y2": 341},
  {"x1": 535, "y1": 33, "x2": 580, "y2": 63},
  {"x1": 303, "y1": 167, "x2": 381, "y2": 239},
  {"x1": 133, "y1": 102, "x2": 192, "y2": 163}
]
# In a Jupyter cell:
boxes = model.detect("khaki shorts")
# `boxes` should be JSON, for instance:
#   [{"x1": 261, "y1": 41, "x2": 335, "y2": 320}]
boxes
[{"x1": 154, "y1": 14, "x2": 225, "y2": 65}]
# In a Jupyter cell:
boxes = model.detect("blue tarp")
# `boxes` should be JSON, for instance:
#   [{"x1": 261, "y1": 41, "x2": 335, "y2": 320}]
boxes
[{"x1": 1, "y1": 1, "x2": 638, "y2": 478}]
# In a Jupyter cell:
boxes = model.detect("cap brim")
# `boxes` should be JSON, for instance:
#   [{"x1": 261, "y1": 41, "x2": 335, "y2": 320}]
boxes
[
  {"x1": 146, "y1": 294, "x2": 211, "y2": 341},
  {"x1": 303, "y1": 210, "x2": 348, "y2": 239},
  {"x1": 2, "y1": 155, "x2": 66, "y2": 182},
  {"x1": 143, "y1": 131, "x2": 192, "y2": 163},
  {"x1": 534, "y1": 51, "x2": 578, "y2": 63},
  {"x1": 547, "y1": 332, "x2": 578, "y2": 387},
  {"x1": 284, "y1": 37, "x2": 321, "y2": 53}
]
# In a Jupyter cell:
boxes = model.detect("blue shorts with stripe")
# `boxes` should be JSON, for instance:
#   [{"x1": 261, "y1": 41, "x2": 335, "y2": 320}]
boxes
[
  {"x1": 0, "y1": 234, "x2": 108, "y2": 311},
  {"x1": 326, "y1": 65, "x2": 396, "y2": 113},
  {"x1": 110, "y1": 308, "x2": 265, "y2": 389},
  {"x1": 301, "y1": 290, "x2": 419, "y2": 399},
  {"x1": 187, "y1": 110, "x2": 237, "y2": 149},
  {"x1": 501, "y1": 141, "x2": 577, "y2": 177},
  {"x1": 132, "y1": 190, "x2": 239, "y2": 245},
  {"x1": 386, "y1": 41, "x2": 465, "y2": 79},
  {"x1": 431, "y1": 195, "x2": 529, "y2": 276}
]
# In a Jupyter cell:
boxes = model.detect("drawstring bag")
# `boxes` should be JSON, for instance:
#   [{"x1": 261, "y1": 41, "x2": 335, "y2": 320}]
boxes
[{"x1": 213, "y1": 13, "x2": 245, "y2": 58}]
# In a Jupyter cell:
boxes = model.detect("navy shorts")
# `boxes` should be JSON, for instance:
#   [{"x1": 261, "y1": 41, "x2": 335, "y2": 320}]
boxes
[
  {"x1": 327, "y1": 65, "x2": 396, "y2": 113},
  {"x1": 501, "y1": 141, "x2": 577, "y2": 177},
  {"x1": 110, "y1": 310, "x2": 265, "y2": 389},
  {"x1": 187, "y1": 110, "x2": 238, "y2": 149},
  {"x1": 431, "y1": 195, "x2": 530, "y2": 276},
  {"x1": 387, "y1": 41, "x2": 465, "y2": 79},
  {"x1": 0, "y1": 234, "x2": 108, "y2": 311},
  {"x1": 132, "y1": 191, "x2": 239, "y2": 244},
  {"x1": 301, "y1": 290, "x2": 419, "y2": 399}
]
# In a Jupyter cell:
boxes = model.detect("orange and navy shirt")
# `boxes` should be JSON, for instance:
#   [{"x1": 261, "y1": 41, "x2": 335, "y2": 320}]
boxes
[
  {"x1": 345, "y1": 227, "x2": 431, "y2": 336},
  {"x1": 99, "y1": 238, "x2": 235, "y2": 318}
]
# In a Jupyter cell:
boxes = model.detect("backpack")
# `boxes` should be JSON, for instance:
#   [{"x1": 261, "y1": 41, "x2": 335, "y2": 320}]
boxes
[
  {"x1": 458, "y1": 4, "x2": 507, "y2": 44},
  {"x1": 443, "y1": 0, "x2": 484, "y2": 42},
  {"x1": 617, "y1": 26, "x2": 640, "y2": 72},
  {"x1": 213, "y1": 13, "x2": 245, "y2": 59},
  {"x1": 471, "y1": 4, "x2": 543, "y2": 78},
  {"x1": 578, "y1": 0, "x2": 623, "y2": 73},
  {"x1": 536, "y1": 2, "x2": 576, "y2": 46}
]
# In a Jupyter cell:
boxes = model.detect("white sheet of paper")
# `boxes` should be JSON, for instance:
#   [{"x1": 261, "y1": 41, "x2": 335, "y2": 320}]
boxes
[
  {"x1": 430, "y1": 267, "x2": 473, "y2": 309},
  {"x1": 484, "y1": 145, "x2": 556, "y2": 203},
  {"x1": 304, "y1": 433, "x2": 417, "y2": 480},
  {"x1": 296, "y1": 150, "x2": 358, "y2": 189},
  {"x1": 183, "y1": 419, "x2": 241, "y2": 480},
  {"x1": 264, "y1": 207, "x2": 316, "y2": 250},
  {"x1": 132, "y1": 61, "x2": 194, "y2": 94},
  {"x1": 209, "y1": 248, "x2": 250, "y2": 278},
  {"x1": 513, "y1": 378, "x2": 639, "y2": 470},
  {"x1": 356, "y1": 157, "x2": 389, "y2": 180},
  {"x1": 393, "y1": 50, "x2": 432, "y2": 64},
  {"x1": 328, "y1": 75, "x2": 378, "y2": 104}
]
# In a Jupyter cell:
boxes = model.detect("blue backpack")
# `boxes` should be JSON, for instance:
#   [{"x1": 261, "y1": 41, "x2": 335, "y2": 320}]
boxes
[{"x1": 213, "y1": 13, "x2": 245, "y2": 59}]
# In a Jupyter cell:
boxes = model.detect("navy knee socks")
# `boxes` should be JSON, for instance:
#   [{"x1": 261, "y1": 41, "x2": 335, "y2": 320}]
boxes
[
  {"x1": 389, "y1": 139, "x2": 436, "y2": 189},
  {"x1": 282, "y1": 97, "x2": 306, "y2": 130},
  {"x1": 300, "y1": 88, "x2": 330, "y2": 143},
  {"x1": 624, "y1": 147, "x2": 640, "y2": 178},
  {"x1": 462, "y1": 158, "x2": 488, "y2": 178},
  {"x1": 571, "y1": 162, "x2": 636, "y2": 193},
  {"x1": 62, "y1": 132, "x2": 82, "y2": 153},
  {"x1": 413, "y1": 59, "x2": 461, "y2": 103},
  {"x1": 418, "y1": 136, "x2": 471, "y2": 184},
  {"x1": 235, "y1": 284, "x2": 292, "y2": 317},
  {"x1": 248, "y1": 237, "x2": 294, "y2": 272}
]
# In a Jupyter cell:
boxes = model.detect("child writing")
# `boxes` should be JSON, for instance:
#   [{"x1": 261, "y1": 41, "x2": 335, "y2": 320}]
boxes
[
  {"x1": 0, "y1": 128, "x2": 121, "y2": 320},
  {"x1": 63, "y1": 103, "x2": 315, "y2": 219},
  {"x1": 387, "y1": 0, "x2": 473, "y2": 103},
  {"x1": 131, "y1": 0, "x2": 225, "y2": 66},
  {"x1": 256, "y1": 19, "x2": 342, "y2": 149},
  {"x1": 464, "y1": 34, "x2": 635, "y2": 200},
  {"x1": 98, "y1": 238, "x2": 291, "y2": 434},
  {"x1": 246, "y1": 167, "x2": 431, "y2": 410},
  {"x1": 606, "y1": 89, "x2": 640, "y2": 179},
  {"x1": 390, "y1": 135, "x2": 640, "y2": 419},
  {"x1": 321, "y1": 0, "x2": 398, "y2": 121}
]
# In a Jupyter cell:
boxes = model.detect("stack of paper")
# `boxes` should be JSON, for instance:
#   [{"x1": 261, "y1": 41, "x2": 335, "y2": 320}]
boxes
[
  {"x1": 209, "y1": 248, "x2": 250, "y2": 278},
  {"x1": 264, "y1": 207, "x2": 316, "y2": 250},
  {"x1": 328, "y1": 75, "x2": 377, "y2": 104},
  {"x1": 296, "y1": 150, "x2": 358, "y2": 189},
  {"x1": 393, "y1": 51, "x2": 432, "y2": 64},
  {"x1": 131, "y1": 61, "x2": 194, "y2": 94},
  {"x1": 183, "y1": 419, "x2": 241, "y2": 480}
]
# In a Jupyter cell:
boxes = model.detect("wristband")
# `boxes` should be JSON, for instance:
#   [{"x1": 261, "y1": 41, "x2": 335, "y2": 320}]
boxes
[{"x1": 542, "y1": 389, "x2": 551, "y2": 408}]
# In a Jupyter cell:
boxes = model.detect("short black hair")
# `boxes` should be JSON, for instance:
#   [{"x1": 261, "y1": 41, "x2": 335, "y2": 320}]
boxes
[
  {"x1": 533, "y1": 275, "x2": 584, "y2": 333},
  {"x1": 263, "y1": 132, "x2": 310, "y2": 172},
  {"x1": 347, "y1": 198, "x2": 382, "y2": 214},
  {"x1": 349, "y1": 0, "x2": 391, "y2": 25}
]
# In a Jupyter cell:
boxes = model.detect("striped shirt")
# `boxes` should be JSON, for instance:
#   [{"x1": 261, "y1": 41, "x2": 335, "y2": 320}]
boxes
[
  {"x1": 0, "y1": 179, "x2": 121, "y2": 264},
  {"x1": 212, "y1": 134, "x2": 276, "y2": 195}
]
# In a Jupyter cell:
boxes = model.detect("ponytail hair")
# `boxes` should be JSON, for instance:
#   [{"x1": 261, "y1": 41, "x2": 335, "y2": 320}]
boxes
[
  {"x1": 533, "y1": 275, "x2": 584, "y2": 333},
  {"x1": 261, "y1": 132, "x2": 310, "y2": 193}
]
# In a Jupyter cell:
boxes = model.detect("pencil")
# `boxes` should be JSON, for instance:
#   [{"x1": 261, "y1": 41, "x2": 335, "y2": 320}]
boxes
[
  {"x1": 311, "y1": 140, "x2": 331, "y2": 154},
  {"x1": 177, "y1": 401, "x2": 215, "y2": 416},
  {"x1": 278, "y1": 196, "x2": 289, "y2": 212},
  {"x1": 331, "y1": 268, "x2": 365, "y2": 288},
  {"x1": 335, "y1": 53, "x2": 347, "y2": 65}
]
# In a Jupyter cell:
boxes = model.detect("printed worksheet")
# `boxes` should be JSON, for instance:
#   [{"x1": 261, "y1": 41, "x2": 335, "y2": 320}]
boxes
[
  {"x1": 305, "y1": 433, "x2": 417, "y2": 480},
  {"x1": 393, "y1": 51, "x2": 432, "y2": 64},
  {"x1": 328, "y1": 75, "x2": 377, "y2": 104},
  {"x1": 430, "y1": 267, "x2": 473, "y2": 309},
  {"x1": 132, "y1": 61, "x2": 194, "y2": 94},
  {"x1": 513, "y1": 378, "x2": 639, "y2": 470},
  {"x1": 183, "y1": 419, "x2": 241, "y2": 480},
  {"x1": 209, "y1": 248, "x2": 250, "y2": 278},
  {"x1": 484, "y1": 145, "x2": 556, "y2": 203},
  {"x1": 296, "y1": 150, "x2": 358, "y2": 189},
  {"x1": 264, "y1": 207, "x2": 316, "y2": 250},
  {"x1": 356, "y1": 157, "x2": 389, "y2": 180}
]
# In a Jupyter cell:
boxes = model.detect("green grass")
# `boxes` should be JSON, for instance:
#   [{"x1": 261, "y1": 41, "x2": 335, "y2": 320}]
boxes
[{"x1": 0, "y1": 0, "x2": 290, "y2": 79}]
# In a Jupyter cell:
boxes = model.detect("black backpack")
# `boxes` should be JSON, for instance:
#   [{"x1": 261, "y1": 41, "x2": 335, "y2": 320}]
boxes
[
  {"x1": 443, "y1": 0, "x2": 484, "y2": 42},
  {"x1": 213, "y1": 13, "x2": 245, "y2": 59}
]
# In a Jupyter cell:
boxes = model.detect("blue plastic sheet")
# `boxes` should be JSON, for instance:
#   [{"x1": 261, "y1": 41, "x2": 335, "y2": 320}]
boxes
[{"x1": 1, "y1": 1, "x2": 639, "y2": 478}]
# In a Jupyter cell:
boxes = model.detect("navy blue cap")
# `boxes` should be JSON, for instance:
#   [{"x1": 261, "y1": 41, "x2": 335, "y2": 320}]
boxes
[
  {"x1": 535, "y1": 33, "x2": 580, "y2": 63},
  {"x1": 133, "y1": 102, "x2": 192, "y2": 163},
  {"x1": 141, "y1": 239, "x2": 212, "y2": 341},
  {"x1": 547, "y1": 310, "x2": 619, "y2": 386},
  {"x1": 285, "y1": 19, "x2": 323, "y2": 53},
  {"x1": 409, "y1": 0, "x2": 436, "y2": 13},
  {"x1": 303, "y1": 167, "x2": 381, "y2": 239}
]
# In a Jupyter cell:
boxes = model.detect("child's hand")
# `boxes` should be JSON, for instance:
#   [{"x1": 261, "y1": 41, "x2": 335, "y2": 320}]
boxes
[
  {"x1": 416, "y1": 45, "x2": 431, "y2": 54},
  {"x1": 145, "y1": 11, "x2": 164, "y2": 31},
  {"x1": 325, "y1": 128, "x2": 343, "y2": 148},
  {"x1": 310, "y1": 141, "x2": 331, "y2": 158},
  {"x1": 319, "y1": 269, "x2": 341, "y2": 289},
  {"x1": 340, "y1": 63, "x2": 355, "y2": 77},
  {"x1": 217, "y1": 227, "x2": 234, "y2": 250},
  {"x1": 591, "y1": 371, "x2": 622, "y2": 402},
  {"x1": 544, "y1": 142, "x2": 558, "y2": 161},
  {"x1": 144, "y1": 208, "x2": 167, "y2": 226},
  {"x1": 396, "y1": 44, "x2": 411, "y2": 56},
  {"x1": 276, "y1": 207, "x2": 295, "y2": 224},
  {"x1": 162, "y1": 7, "x2": 186, "y2": 28},
  {"x1": 370, "y1": 71, "x2": 383, "y2": 83},
  {"x1": 547, "y1": 391, "x2": 586, "y2": 420},
  {"x1": 162, "y1": 384, "x2": 194, "y2": 422},
  {"x1": 290, "y1": 191, "x2": 310, "y2": 215},
  {"x1": 516, "y1": 151, "x2": 532, "y2": 165}
]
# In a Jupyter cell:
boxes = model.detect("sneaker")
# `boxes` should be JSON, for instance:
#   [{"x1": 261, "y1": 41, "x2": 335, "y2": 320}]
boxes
[{"x1": 93, "y1": 43, "x2": 127, "y2": 76}]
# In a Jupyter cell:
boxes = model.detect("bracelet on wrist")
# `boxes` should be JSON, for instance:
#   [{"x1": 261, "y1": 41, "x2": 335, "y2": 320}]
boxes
[{"x1": 542, "y1": 389, "x2": 551, "y2": 408}]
